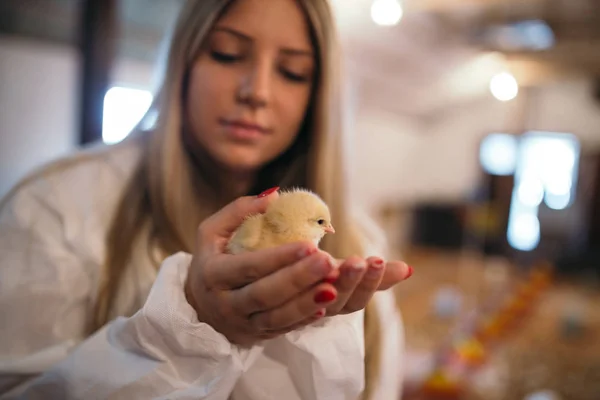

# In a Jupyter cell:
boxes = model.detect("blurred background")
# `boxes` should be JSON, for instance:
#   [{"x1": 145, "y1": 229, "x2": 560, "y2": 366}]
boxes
[{"x1": 1, "y1": 0, "x2": 600, "y2": 399}]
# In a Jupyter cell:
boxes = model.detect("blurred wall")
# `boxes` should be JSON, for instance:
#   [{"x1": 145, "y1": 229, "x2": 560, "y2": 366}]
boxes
[
  {"x1": 351, "y1": 78, "x2": 600, "y2": 218},
  {"x1": 0, "y1": 35, "x2": 154, "y2": 197},
  {"x1": 530, "y1": 79, "x2": 600, "y2": 139},
  {"x1": 0, "y1": 36, "x2": 77, "y2": 197}
]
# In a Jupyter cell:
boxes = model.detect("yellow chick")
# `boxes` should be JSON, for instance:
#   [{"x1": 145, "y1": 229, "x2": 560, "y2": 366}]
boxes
[{"x1": 227, "y1": 188, "x2": 335, "y2": 254}]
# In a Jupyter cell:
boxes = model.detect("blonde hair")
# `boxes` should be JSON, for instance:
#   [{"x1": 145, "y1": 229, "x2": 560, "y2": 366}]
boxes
[{"x1": 4, "y1": 0, "x2": 383, "y2": 398}]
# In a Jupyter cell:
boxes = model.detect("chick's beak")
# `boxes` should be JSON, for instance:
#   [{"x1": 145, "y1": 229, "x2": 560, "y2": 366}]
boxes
[{"x1": 324, "y1": 224, "x2": 335, "y2": 234}]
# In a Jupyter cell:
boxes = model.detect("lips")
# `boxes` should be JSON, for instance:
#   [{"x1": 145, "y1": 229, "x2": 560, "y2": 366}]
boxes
[
  {"x1": 220, "y1": 118, "x2": 270, "y2": 141},
  {"x1": 221, "y1": 119, "x2": 269, "y2": 132}
]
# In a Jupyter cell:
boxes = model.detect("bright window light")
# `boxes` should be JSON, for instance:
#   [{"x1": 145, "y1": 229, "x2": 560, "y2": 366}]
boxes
[
  {"x1": 490, "y1": 72, "x2": 518, "y2": 102},
  {"x1": 544, "y1": 191, "x2": 571, "y2": 211},
  {"x1": 524, "y1": 132, "x2": 579, "y2": 210},
  {"x1": 371, "y1": 0, "x2": 403, "y2": 26},
  {"x1": 507, "y1": 210, "x2": 540, "y2": 252},
  {"x1": 518, "y1": 20, "x2": 555, "y2": 51},
  {"x1": 488, "y1": 20, "x2": 555, "y2": 52},
  {"x1": 517, "y1": 173, "x2": 544, "y2": 207},
  {"x1": 103, "y1": 87, "x2": 153, "y2": 144},
  {"x1": 506, "y1": 131, "x2": 580, "y2": 251},
  {"x1": 544, "y1": 172, "x2": 572, "y2": 196},
  {"x1": 479, "y1": 133, "x2": 518, "y2": 176}
]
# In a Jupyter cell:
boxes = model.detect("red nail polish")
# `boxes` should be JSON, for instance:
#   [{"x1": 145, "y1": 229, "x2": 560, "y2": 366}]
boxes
[
  {"x1": 406, "y1": 266, "x2": 414, "y2": 279},
  {"x1": 257, "y1": 186, "x2": 280, "y2": 198},
  {"x1": 323, "y1": 276, "x2": 338, "y2": 284},
  {"x1": 372, "y1": 258, "x2": 384, "y2": 266},
  {"x1": 299, "y1": 246, "x2": 317, "y2": 258},
  {"x1": 314, "y1": 309, "x2": 326, "y2": 318},
  {"x1": 314, "y1": 290, "x2": 336, "y2": 304}
]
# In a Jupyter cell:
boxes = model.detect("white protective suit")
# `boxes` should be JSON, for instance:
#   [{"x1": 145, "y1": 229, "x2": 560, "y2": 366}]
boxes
[{"x1": 0, "y1": 138, "x2": 404, "y2": 399}]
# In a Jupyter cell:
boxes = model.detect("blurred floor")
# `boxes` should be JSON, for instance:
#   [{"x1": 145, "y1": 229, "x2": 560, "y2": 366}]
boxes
[{"x1": 394, "y1": 247, "x2": 600, "y2": 400}]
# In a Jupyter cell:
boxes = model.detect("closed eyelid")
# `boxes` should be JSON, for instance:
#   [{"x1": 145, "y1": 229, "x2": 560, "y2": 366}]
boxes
[{"x1": 212, "y1": 27, "x2": 313, "y2": 57}]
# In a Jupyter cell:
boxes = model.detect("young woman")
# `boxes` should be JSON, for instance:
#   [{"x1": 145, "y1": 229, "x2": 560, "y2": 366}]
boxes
[{"x1": 0, "y1": 0, "x2": 410, "y2": 398}]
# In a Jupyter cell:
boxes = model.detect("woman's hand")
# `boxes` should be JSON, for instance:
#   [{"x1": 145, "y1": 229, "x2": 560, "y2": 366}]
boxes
[
  {"x1": 323, "y1": 256, "x2": 413, "y2": 316},
  {"x1": 184, "y1": 193, "x2": 340, "y2": 347}
]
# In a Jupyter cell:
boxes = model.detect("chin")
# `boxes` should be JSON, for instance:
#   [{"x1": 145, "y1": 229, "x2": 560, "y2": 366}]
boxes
[{"x1": 217, "y1": 147, "x2": 268, "y2": 172}]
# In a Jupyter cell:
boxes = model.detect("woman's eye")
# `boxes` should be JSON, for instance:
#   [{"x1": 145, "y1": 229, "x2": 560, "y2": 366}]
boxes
[
  {"x1": 280, "y1": 69, "x2": 310, "y2": 83},
  {"x1": 211, "y1": 51, "x2": 242, "y2": 63}
]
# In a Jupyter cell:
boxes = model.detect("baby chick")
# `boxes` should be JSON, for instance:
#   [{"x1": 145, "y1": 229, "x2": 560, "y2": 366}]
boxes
[{"x1": 227, "y1": 188, "x2": 335, "y2": 255}]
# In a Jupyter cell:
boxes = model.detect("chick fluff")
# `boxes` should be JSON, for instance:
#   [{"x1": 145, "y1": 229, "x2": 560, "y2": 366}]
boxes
[{"x1": 226, "y1": 188, "x2": 335, "y2": 255}]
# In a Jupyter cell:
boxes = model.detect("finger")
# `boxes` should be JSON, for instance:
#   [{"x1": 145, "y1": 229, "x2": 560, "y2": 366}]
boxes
[
  {"x1": 231, "y1": 251, "x2": 336, "y2": 315},
  {"x1": 286, "y1": 308, "x2": 327, "y2": 331},
  {"x1": 198, "y1": 189, "x2": 279, "y2": 243},
  {"x1": 326, "y1": 256, "x2": 367, "y2": 314},
  {"x1": 378, "y1": 261, "x2": 412, "y2": 290},
  {"x1": 207, "y1": 241, "x2": 318, "y2": 289},
  {"x1": 257, "y1": 309, "x2": 326, "y2": 339},
  {"x1": 250, "y1": 283, "x2": 337, "y2": 331},
  {"x1": 342, "y1": 257, "x2": 385, "y2": 313}
]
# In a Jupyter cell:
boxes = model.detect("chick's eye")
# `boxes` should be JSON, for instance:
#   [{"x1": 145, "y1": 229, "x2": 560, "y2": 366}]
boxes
[{"x1": 317, "y1": 219, "x2": 325, "y2": 225}]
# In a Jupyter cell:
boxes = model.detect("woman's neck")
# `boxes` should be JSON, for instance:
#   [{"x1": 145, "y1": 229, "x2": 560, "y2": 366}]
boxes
[
  {"x1": 215, "y1": 169, "x2": 257, "y2": 204},
  {"x1": 181, "y1": 129, "x2": 257, "y2": 205}
]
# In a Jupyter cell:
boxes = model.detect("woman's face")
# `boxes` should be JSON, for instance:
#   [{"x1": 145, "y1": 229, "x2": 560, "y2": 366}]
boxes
[{"x1": 186, "y1": 0, "x2": 316, "y2": 174}]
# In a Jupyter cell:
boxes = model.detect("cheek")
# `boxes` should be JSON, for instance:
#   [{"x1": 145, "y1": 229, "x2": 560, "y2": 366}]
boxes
[
  {"x1": 279, "y1": 86, "x2": 311, "y2": 129},
  {"x1": 273, "y1": 85, "x2": 312, "y2": 149},
  {"x1": 186, "y1": 63, "x2": 235, "y2": 141}
]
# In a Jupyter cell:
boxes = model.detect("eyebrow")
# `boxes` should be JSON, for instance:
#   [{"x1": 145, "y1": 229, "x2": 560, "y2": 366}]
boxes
[
  {"x1": 281, "y1": 48, "x2": 314, "y2": 58},
  {"x1": 213, "y1": 27, "x2": 252, "y2": 41},
  {"x1": 212, "y1": 26, "x2": 314, "y2": 57}
]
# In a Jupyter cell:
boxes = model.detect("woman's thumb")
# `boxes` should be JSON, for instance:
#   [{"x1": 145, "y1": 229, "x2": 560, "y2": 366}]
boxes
[{"x1": 201, "y1": 187, "x2": 279, "y2": 239}]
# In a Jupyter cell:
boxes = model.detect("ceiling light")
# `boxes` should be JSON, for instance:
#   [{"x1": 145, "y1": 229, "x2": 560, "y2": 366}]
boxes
[
  {"x1": 371, "y1": 0, "x2": 403, "y2": 26},
  {"x1": 490, "y1": 72, "x2": 518, "y2": 102}
]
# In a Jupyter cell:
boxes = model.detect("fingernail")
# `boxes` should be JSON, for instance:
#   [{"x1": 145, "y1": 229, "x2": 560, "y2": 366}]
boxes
[
  {"x1": 257, "y1": 186, "x2": 279, "y2": 198},
  {"x1": 406, "y1": 265, "x2": 414, "y2": 279},
  {"x1": 314, "y1": 290, "x2": 336, "y2": 304},
  {"x1": 323, "y1": 265, "x2": 340, "y2": 283},
  {"x1": 310, "y1": 255, "x2": 332, "y2": 275},
  {"x1": 346, "y1": 261, "x2": 366, "y2": 279},
  {"x1": 366, "y1": 262, "x2": 384, "y2": 278},
  {"x1": 314, "y1": 309, "x2": 326, "y2": 318},
  {"x1": 372, "y1": 258, "x2": 384, "y2": 266},
  {"x1": 298, "y1": 246, "x2": 317, "y2": 259}
]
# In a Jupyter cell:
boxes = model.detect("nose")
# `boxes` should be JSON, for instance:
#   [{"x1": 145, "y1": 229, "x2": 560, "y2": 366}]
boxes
[
  {"x1": 237, "y1": 58, "x2": 271, "y2": 109},
  {"x1": 325, "y1": 224, "x2": 335, "y2": 234}
]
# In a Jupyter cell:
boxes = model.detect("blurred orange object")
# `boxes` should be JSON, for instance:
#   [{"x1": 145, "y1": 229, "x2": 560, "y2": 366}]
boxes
[
  {"x1": 477, "y1": 319, "x2": 502, "y2": 342},
  {"x1": 454, "y1": 338, "x2": 487, "y2": 366},
  {"x1": 530, "y1": 270, "x2": 552, "y2": 290},
  {"x1": 505, "y1": 296, "x2": 529, "y2": 316},
  {"x1": 517, "y1": 282, "x2": 538, "y2": 301},
  {"x1": 422, "y1": 370, "x2": 463, "y2": 399}
]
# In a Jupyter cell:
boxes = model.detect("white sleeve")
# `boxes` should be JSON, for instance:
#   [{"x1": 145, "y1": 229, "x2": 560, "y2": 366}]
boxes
[
  {"x1": 355, "y1": 211, "x2": 406, "y2": 400},
  {"x1": 231, "y1": 311, "x2": 365, "y2": 400},
  {"x1": 0, "y1": 186, "x2": 263, "y2": 399},
  {"x1": 369, "y1": 291, "x2": 405, "y2": 400},
  {"x1": 281, "y1": 311, "x2": 365, "y2": 399}
]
